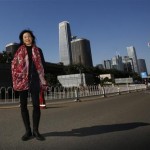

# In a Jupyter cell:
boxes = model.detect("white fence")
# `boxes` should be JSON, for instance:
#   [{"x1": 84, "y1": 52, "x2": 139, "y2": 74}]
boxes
[{"x1": 0, "y1": 84, "x2": 147, "y2": 104}]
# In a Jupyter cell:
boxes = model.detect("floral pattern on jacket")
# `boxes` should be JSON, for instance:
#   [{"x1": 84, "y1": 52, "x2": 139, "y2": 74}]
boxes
[{"x1": 11, "y1": 45, "x2": 46, "y2": 91}]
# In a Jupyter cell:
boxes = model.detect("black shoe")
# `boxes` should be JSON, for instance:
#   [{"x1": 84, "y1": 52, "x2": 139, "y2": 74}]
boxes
[
  {"x1": 21, "y1": 131, "x2": 32, "y2": 141},
  {"x1": 33, "y1": 131, "x2": 45, "y2": 141}
]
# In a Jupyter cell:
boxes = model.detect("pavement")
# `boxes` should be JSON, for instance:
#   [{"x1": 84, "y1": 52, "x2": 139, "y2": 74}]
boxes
[{"x1": 1, "y1": 91, "x2": 150, "y2": 150}]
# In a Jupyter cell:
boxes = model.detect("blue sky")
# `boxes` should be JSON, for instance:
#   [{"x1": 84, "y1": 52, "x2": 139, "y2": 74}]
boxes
[{"x1": 0, "y1": 0, "x2": 150, "y2": 73}]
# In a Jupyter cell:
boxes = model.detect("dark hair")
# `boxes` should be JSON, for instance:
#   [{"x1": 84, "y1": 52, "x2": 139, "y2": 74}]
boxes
[{"x1": 19, "y1": 29, "x2": 36, "y2": 45}]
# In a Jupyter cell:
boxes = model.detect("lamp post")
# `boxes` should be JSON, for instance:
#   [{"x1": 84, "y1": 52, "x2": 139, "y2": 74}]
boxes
[{"x1": 77, "y1": 67, "x2": 83, "y2": 86}]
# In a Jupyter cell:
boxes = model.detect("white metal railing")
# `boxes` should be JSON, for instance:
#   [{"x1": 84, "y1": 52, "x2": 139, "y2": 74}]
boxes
[{"x1": 0, "y1": 84, "x2": 147, "y2": 104}]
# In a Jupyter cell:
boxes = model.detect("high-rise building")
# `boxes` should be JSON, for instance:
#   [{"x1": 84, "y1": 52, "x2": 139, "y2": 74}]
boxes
[
  {"x1": 103, "y1": 60, "x2": 111, "y2": 69},
  {"x1": 111, "y1": 55, "x2": 124, "y2": 71},
  {"x1": 71, "y1": 38, "x2": 93, "y2": 67},
  {"x1": 127, "y1": 46, "x2": 139, "y2": 74},
  {"x1": 138, "y1": 59, "x2": 148, "y2": 75},
  {"x1": 59, "y1": 21, "x2": 72, "y2": 65},
  {"x1": 122, "y1": 56, "x2": 133, "y2": 72},
  {"x1": 5, "y1": 42, "x2": 19, "y2": 56}
]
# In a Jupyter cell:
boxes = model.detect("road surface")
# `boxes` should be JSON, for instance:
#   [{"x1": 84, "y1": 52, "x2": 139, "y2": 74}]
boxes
[{"x1": 0, "y1": 91, "x2": 150, "y2": 150}]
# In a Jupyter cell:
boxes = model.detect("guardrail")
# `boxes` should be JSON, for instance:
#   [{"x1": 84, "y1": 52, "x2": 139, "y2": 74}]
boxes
[{"x1": 0, "y1": 84, "x2": 147, "y2": 104}]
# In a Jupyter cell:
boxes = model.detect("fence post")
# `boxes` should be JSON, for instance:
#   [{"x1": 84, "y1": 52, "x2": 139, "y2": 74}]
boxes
[
  {"x1": 74, "y1": 87, "x2": 81, "y2": 102},
  {"x1": 118, "y1": 86, "x2": 120, "y2": 95},
  {"x1": 102, "y1": 86, "x2": 105, "y2": 97},
  {"x1": 127, "y1": 84, "x2": 130, "y2": 93}
]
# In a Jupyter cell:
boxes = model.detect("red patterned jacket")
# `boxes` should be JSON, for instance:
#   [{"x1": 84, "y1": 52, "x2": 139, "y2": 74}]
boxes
[{"x1": 11, "y1": 45, "x2": 46, "y2": 91}]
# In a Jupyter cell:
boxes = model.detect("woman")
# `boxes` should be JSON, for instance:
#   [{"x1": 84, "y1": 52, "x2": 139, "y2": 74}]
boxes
[{"x1": 11, "y1": 29, "x2": 47, "y2": 141}]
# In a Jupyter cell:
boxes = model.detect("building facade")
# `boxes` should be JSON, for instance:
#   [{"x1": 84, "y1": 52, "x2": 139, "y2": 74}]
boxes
[
  {"x1": 5, "y1": 42, "x2": 19, "y2": 56},
  {"x1": 103, "y1": 60, "x2": 111, "y2": 69},
  {"x1": 71, "y1": 38, "x2": 93, "y2": 67},
  {"x1": 111, "y1": 55, "x2": 124, "y2": 71},
  {"x1": 138, "y1": 59, "x2": 148, "y2": 75},
  {"x1": 59, "y1": 21, "x2": 72, "y2": 65},
  {"x1": 127, "y1": 46, "x2": 139, "y2": 74},
  {"x1": 122, "y1": 56, "x2": 133, "y2": 72}
]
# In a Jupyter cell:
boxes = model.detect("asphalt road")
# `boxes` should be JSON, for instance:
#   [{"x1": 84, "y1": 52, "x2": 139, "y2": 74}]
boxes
[{"x1": 0, "y1": 91, "x2": 150, "y2": 150}]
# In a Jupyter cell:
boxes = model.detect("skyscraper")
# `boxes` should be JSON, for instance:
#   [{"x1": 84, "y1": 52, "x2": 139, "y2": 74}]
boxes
[
  {"x1": 122, "y1": 56, "x2": 133, "y2": 72},
  {"x1": 5, "y1": 42, "x2": 19, "y2": 56},
  {"x1": 71, "y1": 38, "x2": 93, "y2": 67},
  {"x1": 103, "y1": 60, "x2": 111, "y2": 69},
  {"x1": 127, "y1": 46, "x2": 139, "y2": 74},
  {"x1": 111, "y1": 55, "x2": 124, "y2": 71},
  {"x1": 59, "y1": 21, "x2": 72, "y2": 65},
  {"x1": 138, "y1": 59, "x2": 148, "y2": 75}
]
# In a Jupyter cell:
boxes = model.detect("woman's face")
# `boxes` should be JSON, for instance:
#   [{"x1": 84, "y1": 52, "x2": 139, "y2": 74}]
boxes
[{"x1": 23, "y1": 32, "x2": 33, "y2": 46}]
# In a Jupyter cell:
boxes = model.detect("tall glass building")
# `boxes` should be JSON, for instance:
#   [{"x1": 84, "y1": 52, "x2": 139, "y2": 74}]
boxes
[
  {"x1": 103, "y1": 60, "x2": 111, "y2": 69},
  {"x1": 5, "y1": 42, "x2": 19, "y2": 56},
  {"x1": 59, "y1": 21, "x2": 72, "y2": 65},
  {"x1": 127, "y1": 46, "x2": 139, "y2": 74},
  {"x1": 138, "y1": 59, "x2": 148, "y2": 75},
  {"x1": 71, "y1": 38, "x2": 93, "y2": 67},
  {"x1": 122, "y1": 56, "x2": 133, "y2": 72},
  {"x1": 111, "y1": 55, "x2": 124, "y2": 71}
]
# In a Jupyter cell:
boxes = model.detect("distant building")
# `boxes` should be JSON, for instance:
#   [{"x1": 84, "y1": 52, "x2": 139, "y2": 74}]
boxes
[
  {"x1": 138, "y1": 59, "x2": 148, "y2": 75},
  {"x1": 122, "y1": 56, "x2": 133, "y2": 72},
  {"x1": 127, "y1": 46, "x2": 139, "y2": 74},
  {"x1": 103, "y1": 60, "x2": 111, "y2": 69},
  {"x1": 111, "y1": 55, "x2": 124, "y2": 71},
  {"x1": 59, "y1": 21, "x2": 72, "y2": 65},
  {"x1": 71, "y1": 38, "x2": 93, "y2": 67},
  {"x1": 5, "y1": 42, "x2": 19, "y2": 56}
]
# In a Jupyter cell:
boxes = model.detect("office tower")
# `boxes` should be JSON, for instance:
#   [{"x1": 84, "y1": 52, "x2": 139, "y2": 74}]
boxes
[
  {"x1": 103, "y1": 60, "x2": 111, "y2": 69},
  {"x1": 127, "y1": 46, "x2": 139, "y2": 74},
  {"x1": 5, "y1": 43, "x2": 19, "y2": 56},
  {"x1": 111, "y1": 55, "x2": 124, "y2": 71},
  {"x1": 59, "y1": 21, "x2": 72, "y2": 65},
  {"x1": 138, "y1": 59, "x2": 148, "y2": 75},
  {"x1": 122, "y1": 56, "x2": 133, "y2": 72},
  {"x1": 71, "y1": 38, "x2": 93, "y2": 67}
]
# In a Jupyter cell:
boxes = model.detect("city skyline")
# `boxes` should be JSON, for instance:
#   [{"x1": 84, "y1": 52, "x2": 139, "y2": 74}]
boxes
[{"x1": 0, "y1": 0, "x2": 150, "y2": 73}]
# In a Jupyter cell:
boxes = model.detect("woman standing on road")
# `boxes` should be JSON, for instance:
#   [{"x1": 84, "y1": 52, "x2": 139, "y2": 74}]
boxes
[{"x1": 11, "y1": 29, "x2": 47, "y2": 141}]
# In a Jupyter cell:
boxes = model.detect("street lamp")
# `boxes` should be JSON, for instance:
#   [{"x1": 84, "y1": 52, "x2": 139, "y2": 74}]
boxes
[{"x1": 77, "y1": 67, "x2": 83, "y2": 86}]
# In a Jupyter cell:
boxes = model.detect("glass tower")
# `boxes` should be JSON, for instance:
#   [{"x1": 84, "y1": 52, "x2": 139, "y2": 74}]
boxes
[
  {"x1": 127, "y1": 46, "x2": 139, "y2": 74},
  {"x1": 103, "y1": 60, "x2": 111, "y2": 69},
  {"x1": 138, "y1": 59, "x2": 148, "y2": 75},
  {"x1": 111, "y1": 55, "x2": 124, "y2": 71},
  {"x1": 5, "y1": 42, "x2": 19, "y2": 56},
  {"x1": 59, "y1": 21, "x2": 72, "y2": 65},
  {"x1": 71, "y1": 38, "x2": 93, "y2": 67}
]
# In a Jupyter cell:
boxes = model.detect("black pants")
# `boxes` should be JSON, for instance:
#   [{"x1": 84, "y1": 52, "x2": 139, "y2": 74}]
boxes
[{"x1": 19, "y1": 85, "x2": 41, "y2": 132}]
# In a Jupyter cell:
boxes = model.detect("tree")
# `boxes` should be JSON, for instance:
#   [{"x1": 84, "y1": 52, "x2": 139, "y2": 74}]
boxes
[
  {"x1": 45, "y1": 73, "x2": 61, "y2": 87},
  {"x1": 0, "y1": 51, "x2": 13, "y2": 63}
]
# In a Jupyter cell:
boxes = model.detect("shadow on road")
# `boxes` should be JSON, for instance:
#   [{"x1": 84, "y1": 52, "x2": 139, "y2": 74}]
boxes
[{"x1": 43, "y1": 122, "x2": 150, "y2": 137}]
